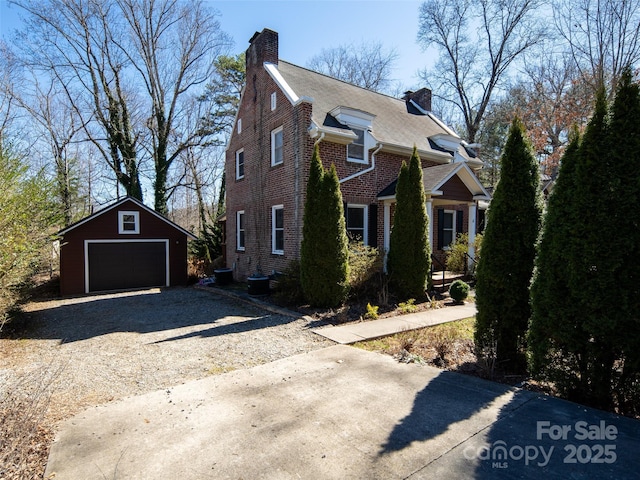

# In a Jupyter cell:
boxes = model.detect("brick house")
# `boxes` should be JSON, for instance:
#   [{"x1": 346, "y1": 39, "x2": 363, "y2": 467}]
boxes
[{"x1": 224, "y1": 29, "x2": 490, "y2": 281}]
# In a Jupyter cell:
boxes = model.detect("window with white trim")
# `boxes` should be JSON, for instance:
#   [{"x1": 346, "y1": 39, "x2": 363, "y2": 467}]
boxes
[
  {"x1": 441, "y1": 210, "x2": 455, "y2": 249},
  {"x1": 237, "y1": 118, "x2": 242, "y2": 134},
  {"x1": 347, "y1": 128, "x2": 366, "y2": 163},
  {"x1": 271, "y1": 126, "x2": 283, "y2": 166},
  {"x1": 328, "y1": 106, "x2": 374, "y2": 164},
  {"x1": 270, "y1": 92, "x2": 277, "y2": 111},
  {"x1": 118, "y1": 211, "x2": 140, "y2": 234},
  {"x1": 271, "y1": 205, "x2": 284, "y2": 255},
  {"x1": 236, "y1": 149, "x2": 244, "y2": 179},
  {"x1": 236, "y1": 210, "x2": 245, "y2": 251},
  {"x1": 345, "y1": 204, "x2": 368, "y2": 244}
]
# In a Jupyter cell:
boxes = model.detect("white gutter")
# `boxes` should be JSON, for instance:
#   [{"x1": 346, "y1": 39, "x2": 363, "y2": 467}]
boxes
[
  {"x1": 314, "y1": 132, "x2": 325, "y2": 146},
  {"x1": 339, "y1": 142, "x2": 382, "y2": 184}
]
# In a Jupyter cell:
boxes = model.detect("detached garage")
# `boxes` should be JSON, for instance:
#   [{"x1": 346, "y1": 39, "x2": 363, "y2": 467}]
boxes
[{"x1": 58, "y1": 197, "x2": 196, "y2": 296}]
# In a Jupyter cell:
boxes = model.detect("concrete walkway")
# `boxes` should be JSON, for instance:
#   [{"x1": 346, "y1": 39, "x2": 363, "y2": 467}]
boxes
[{"x1": 312, "y1": 303, "x2": 477, "y2": 344}]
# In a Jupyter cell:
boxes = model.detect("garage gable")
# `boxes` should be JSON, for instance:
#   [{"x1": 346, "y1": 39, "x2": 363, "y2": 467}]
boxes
[{"x1": 58, "y1": 197, "x2": 196, "y2": 239}]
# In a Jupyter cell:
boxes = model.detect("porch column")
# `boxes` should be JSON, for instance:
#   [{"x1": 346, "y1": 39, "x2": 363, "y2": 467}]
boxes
[
  {"x1": 468, "y1": 202, "x2": 477, "y2": 268},
  {"x1": 426, "y1": 197, "x2": 433, "y2": 251},
  {"x1": 383, "y1": 200, "x2": 391, "y2": 271}
]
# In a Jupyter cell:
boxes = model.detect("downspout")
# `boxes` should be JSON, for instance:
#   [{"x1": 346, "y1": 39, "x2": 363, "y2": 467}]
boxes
[
  {"x1": 314, "y1": 132, "x2": 325, "y2": 146},
  {"x1": 339, "y1": 142, "x2": 382, "y2": 184}
]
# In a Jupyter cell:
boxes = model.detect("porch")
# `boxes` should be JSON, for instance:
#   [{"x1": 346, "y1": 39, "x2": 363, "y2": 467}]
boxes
[{"x1": 378, "y1": 162, "x2": 490, "y2": 273}]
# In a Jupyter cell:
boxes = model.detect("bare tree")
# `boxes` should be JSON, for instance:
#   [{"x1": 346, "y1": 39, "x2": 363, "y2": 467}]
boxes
[
  {"x1": 517, "y1": 53, "x2": 594, "y2": 172},
  {"x1": 115, "y1": 0, "x2": 232, "y2": 214},
  {"x1": 0, "y1": 42, "x2": 18, "y2": 145},
  {"x1": 11, "y1": 0, "x2": 144, "y2": 201},
  {"x1": 554, "y1": 0, "x2": 640, "y2": 98},
  {"x1": 10, "y1": 0, "x2": 231, "y2": 213},
  {"x1": 11, "y1": 72, "x2": 93, "y2": 225},
  {"x1": 417, "y1": 0, "x2": 547, "y2": 143},
  {"x1": 307, "y1": 41, "x2": 399, "y2": 92}
]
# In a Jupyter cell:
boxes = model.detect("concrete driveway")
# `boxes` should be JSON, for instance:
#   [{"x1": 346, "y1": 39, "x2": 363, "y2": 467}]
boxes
[{"x1": 45, "y1": 345, "x2": 640, "y2": 479}]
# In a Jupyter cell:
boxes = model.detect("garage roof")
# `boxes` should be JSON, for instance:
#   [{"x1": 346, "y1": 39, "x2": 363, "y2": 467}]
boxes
[{"x1": 57, "y1": 196, "x2": 197, "y2": 239}]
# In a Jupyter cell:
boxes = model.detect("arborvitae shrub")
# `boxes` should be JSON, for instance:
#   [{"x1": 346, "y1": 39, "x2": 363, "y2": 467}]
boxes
[
  {"x1": 475, "y1": 117, "x2": 541, "y2": 373},
  {"x1": 300, "y1": 146, "x2": 349, "y2": 307},
  {"x1": 387, "y1": 146, "x2": 430, "y2": 300}
]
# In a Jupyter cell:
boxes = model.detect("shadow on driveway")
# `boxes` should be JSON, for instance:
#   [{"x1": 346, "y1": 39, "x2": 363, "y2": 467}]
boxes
[
  {"x1": 19, "y1": 287, "x2": 281, "y2": 344},
  {"x1": 379, "y1": 370, "x2": 513, "y2": 455}
]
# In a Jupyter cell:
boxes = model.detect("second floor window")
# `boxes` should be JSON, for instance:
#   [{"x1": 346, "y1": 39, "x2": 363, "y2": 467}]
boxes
[
  {"x1": 271, "y1": 127, "x2": 283, "y2": 166},
  {"x1": 236, "y1": 149, "x2": 244, "y2": 179},
  {"x1": 347, "y1": 128, "x2": 365, "y2": 163}
]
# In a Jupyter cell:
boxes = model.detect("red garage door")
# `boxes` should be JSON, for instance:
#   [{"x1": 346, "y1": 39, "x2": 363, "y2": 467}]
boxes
[{"x1": 87, "y1": 241, "x2": 168, "y2": 292}]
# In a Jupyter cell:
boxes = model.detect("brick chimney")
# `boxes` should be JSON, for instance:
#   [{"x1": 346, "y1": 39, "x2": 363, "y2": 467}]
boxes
[
  {"x1": 246, "y1": 28, "x2": 279, "y2": 70},
  {"x1": 403, "y1": 88, "x2": 432, "y2": 113}
]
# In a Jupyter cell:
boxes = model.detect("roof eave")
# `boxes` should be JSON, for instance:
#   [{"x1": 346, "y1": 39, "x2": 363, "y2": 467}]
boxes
[
  {"x1": 309, "y1": 122, "x2": 358, "y2": 145},
  {"x1": 380, "y1": 143, "x2": 451, "y2": 164}
]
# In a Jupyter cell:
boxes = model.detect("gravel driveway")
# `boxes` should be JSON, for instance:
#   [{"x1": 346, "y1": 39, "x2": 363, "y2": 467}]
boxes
[{"x1": 2, "y1": 287, "x2": 332, "y2": 423}]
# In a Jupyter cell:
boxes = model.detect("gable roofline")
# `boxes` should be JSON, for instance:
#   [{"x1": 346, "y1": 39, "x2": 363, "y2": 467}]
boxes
[
  {"x1": 264, "y1": 62, "x2": 313, "y2": 106},
  {"x1": 377, "y1": 162, "x2": 490, "y2": 201},
  {"x1": 427, "y1": 162, "x2": 490, "y2": 199},
  {"x1": 57, "y1": 196, "x2": 197, "y2": 239}
]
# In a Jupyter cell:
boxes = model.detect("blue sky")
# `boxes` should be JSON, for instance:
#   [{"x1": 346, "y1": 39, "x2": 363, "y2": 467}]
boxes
[{"x1": 1, "y1": 0, "x2": 432, "y2": 91}]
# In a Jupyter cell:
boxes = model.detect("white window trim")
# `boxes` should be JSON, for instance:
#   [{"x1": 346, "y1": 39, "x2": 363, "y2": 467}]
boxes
[
  {"x1": 347, "y1": 127, "x2": 368, "y2": 164},
  {"x1": 346, "y1": 204, "x2": 368, "y2": 245},
  {"x1": 237, "y1": 118, "x2": 242, "y2": 134},
  {"x1": 271, "y1": 205, "x2": 284, "y2": 255},
  {"x1": 270, "y1": 92, "x2": 277, "y2": 111},
  {"x1": 118, "y1": 211, "x2": 140, "y2": 234},
  {"x1": 442, "y1": 209, "x2": 456, "y2": 250},
  {"x1": 236, "y1": 210, "x2": 245, "y2": 251},
  {"x1": 271, "y1": 126, "x2": 283, "y2": 166},
  {"x1": 235, "y1": 149, "x2": 245, "y2": 180}
]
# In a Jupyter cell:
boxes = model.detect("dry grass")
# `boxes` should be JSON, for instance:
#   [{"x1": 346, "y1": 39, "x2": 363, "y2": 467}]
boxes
[
  {"x1": 0, "y1": 363, "x2": 62, "y2": 479},
  {"x1": 355, "y1": 317, "x2": 477, "y2": 370}
]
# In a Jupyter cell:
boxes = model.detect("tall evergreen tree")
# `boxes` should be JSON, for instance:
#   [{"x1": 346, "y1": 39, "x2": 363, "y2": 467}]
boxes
[
  {"x1": 567, "y1": 88, "x2": 616, "y2": 410},
  {"x1": 300, "y1": 146, "x2": 349, "y2": 307},
  {"x1": 475, "y1": 118, "x2": 541, "y2": 373},
  {"x1": 528, "y1": 128, "x2": 587, "y2": 396},
  {"x1": 608, "y1": 68, "x2": 640, "y2": 415},
  {"x1": 387, "y1": 146, "x2": 430, "y2": 300}
]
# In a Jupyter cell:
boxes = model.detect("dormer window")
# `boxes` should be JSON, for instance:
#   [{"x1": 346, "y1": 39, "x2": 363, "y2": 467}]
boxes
[
  {"x1": 329, "y1": 106, "x2": 375, "y2": 165},
  {"x1": 118, "y1": 211, "x2": 139, "y2": 234},
  {"x1": 347, "y1": 128, "x2": 365, "y2": 162}
]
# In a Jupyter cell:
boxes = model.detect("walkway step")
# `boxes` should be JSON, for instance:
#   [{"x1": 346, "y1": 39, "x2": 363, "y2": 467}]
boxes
[{"x1": 312, "y1": 303, "x2": 477, "y2": 344}]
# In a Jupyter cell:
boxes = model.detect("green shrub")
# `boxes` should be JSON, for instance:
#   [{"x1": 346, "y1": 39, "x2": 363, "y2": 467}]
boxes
[
  {"x1": 398, "y1": 298, "x2": 418, "y2": 314},
  {"x1": 446, "y1": 233, "x2": 483, "y2": 273},
  {"x1": 449, "y1": 280, "x2": 470, "y2": 303},
  {"x1": 273, "y1": 260, "x2": 305, "y2": 306},
  {"x1": 348, "y1": 242, "x2": 383, "y2": 300},
  {"x1": 387, "y1": 147, "x2": 430, "y2": 300},
  {"x1": 365, "y1": 303, "x2": 379, "y2": 320},
  {"x1": 300, "y1": 146, "x2": 350, "y2": 307}
]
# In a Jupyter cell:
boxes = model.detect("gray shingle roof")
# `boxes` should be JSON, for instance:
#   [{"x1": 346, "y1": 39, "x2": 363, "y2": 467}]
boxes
[{"x1": 276, "y1": 61, "x2": 476, "y2": 163}]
